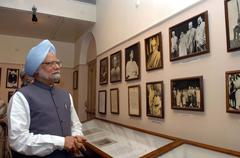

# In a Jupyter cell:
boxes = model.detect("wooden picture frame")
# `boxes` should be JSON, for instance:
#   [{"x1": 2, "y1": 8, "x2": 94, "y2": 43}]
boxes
[
  {"x1": 110, "y1": 51, "x2": 122, "y2": 83},
  {"x1": 225, "y1": 70, "x2": 240, "y2": 113},
  {"x1": 73, "y1": 70, "x2": 78, "y2": 89},
  {"x1": 145, "y1": 32, "x2": 163, "y2": 71},
  {"x1": 98, "y1": 90, "x2": 107, "y2": 114},
  {"x1": 224, "y1": 0, "x2": 240, "y2": 51},
  {"x1": 170, "y1": 76, "x2": 204, "y2": 111},
  {"x1": 6, "y1": 68, "x2": 19, "y2": 89},
  {"x1": 99, "y1": 57, "x2": 108, "y2": 85},
  {"x1": 110, "y1": 88, "x2": 119, "y2": 114},
  {"x1": 125, "y1": 42, "x2": 141, "y2": 81},
  {"x1": 8, "y1": 91, "x2": 15, "y2": 103},
  {"x1": 128, "y1": 85, "x2": 141, "y2": 116},
  {"x1": 169, "y1": 11, "x2": 209, "y2": 61},
  {"x1": 146, "y1": 81, "x2": 164, "y2": 118}
]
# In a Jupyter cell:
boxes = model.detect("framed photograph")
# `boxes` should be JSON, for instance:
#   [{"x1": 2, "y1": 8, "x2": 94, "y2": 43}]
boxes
[
  {"x1": 224, "y1": 0, "x2": 240, "y2": 51},
  {"x1": 125, "y1": 42, "x2": 141, "y2": 81},
  {"x1": 170, "y1": 76, "x2": 204, "y2": 111},
  {"x1": 110, "y1": 88, "x2": 119, "y2": 114},
  {"x1": 169, "y1": 11, "x2": 209, "y2": 61},
  {"x1": 145, "y1": 32, "x2": 163, "y2": 71},
  {"x1": 99, "y1": 57, "x2": 108, "y2": 85},
  {"x1": 73, "y1": 70, "x2": 78, "y2": 89},
  {"x1": 8, "y1": 91, "x2": 15, "y2": 103},
  {"x1": 128, "y1": 85, "x2": 141, "y2": 116},
  {"x1": 98, "y1": 90, "x2": 107, "y2": 114},
  {"x1": 225, "y1": 70, "x2": 240, "y2": 113},
  {"x1": 146, "y1": 81, "x2": 164, "y2": 118},
  {"x1": 110, "y1": 51, "x2": 122, "y2": 83},
  {"x1": 6, "y1": 68, "x2": 19, "y2": 89}
]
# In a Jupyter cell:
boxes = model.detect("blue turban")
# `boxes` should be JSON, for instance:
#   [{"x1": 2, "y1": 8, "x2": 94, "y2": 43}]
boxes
[{"x1": 24, "y1": 39, "x2": 56, "y2": 76}]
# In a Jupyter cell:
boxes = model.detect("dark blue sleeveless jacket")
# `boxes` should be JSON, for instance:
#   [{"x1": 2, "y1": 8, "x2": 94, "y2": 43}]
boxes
[{"x1": 12, "y1": 81, "x2": 73, "y2": 158}]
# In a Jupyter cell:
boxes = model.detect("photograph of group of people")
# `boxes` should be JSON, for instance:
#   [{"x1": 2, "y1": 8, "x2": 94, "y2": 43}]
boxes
[
  {"x1": 170, "y1": 11, "x2": 209, "y2": 61},
  {"x1": 226, "y1": 70, "x2": 240, "y2": 113},
  {"x1": 171, "y1": 76, "x2": 203, "y2": 111}
]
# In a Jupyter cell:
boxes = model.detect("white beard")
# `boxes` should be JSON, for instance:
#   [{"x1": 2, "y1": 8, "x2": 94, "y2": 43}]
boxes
[{"x1": 38, "y1": 69, "x2": 61, "y2": 83}]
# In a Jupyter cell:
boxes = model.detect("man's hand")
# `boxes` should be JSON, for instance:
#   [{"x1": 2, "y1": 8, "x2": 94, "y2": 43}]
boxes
[
  {"x1": 74, "y1": 136, "x2": 87, "y2": 151},
  {"x1": 64, "y1": 136, "x2": 78, "y2": 153}
]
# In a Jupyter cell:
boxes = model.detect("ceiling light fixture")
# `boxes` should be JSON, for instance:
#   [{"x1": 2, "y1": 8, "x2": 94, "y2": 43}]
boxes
[{"x1": 32, "y1": 6, "x2": 38, "y2": 23}]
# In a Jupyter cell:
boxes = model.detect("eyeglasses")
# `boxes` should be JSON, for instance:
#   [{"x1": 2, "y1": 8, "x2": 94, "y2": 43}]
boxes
[{"x1": 42, "y1": 60, "x2": 62, "y2": 67}]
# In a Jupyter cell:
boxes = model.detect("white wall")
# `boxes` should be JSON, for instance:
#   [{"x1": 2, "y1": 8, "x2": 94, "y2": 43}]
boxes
[
  {"x1": 0, "y1": 0, "x2": 96, "y2": 22},
  {"x1": 95, "y1": 0, "x2": 240, "y2": 152},
  {"x1": 92, "y1": 0, "x2": 203, "y2": 54},
  {"x1": 0, "y1": 34, "x2": 75, "y2": 68}
]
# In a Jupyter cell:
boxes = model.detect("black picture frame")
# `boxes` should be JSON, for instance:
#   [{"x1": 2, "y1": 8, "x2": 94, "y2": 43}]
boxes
[
  {"x1": 145, "y1": 32, "x2": 163, "y2": 71},
  {"x1": 128, "y1": 85, "x2": 141, "y2": 117},
  {"x1": 146, "y1": 81, "x2": 164, "y2": 118},
  {"x1": 170, "y1": 76, "x2": 204, "y2": 111},
  {"x1": 99, "y1": 57, "x2": 108, "y2": 85},
  {"x1": 98, "y1": 90, "x2": 107, "y2": 114},
  {"x1": 73, "y1": 70, "x2": 78, "y2": 89},
  {"x1": 8, "y1": 91, "x2": 15, "y2": 103},
  {"x1": 125, "y1": 42, "x2": 141, "y2": 81},
  {"x1": 225, "y1": 70, "x2": 240, "y2": 113},
  {"x1": 110, "y1": 88, "x2": 119, "y2": 114},
  {"x1": 6, "y1": 68, "x2": 19, "y2": 89},
  {"x1": 224, "y1": 0, "x2": 240, "y2": 52},
  {"x1": 169, "y1": 11, "x2": 209, "y2": 61},
  {"x1": 110, "y1": 51, "x2": 122, "y2": 83}
]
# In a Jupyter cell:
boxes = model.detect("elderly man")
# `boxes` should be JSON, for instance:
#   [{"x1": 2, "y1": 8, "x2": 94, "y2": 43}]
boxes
[{"x1": 8, "y1": 40, "x2": 86, "y2": 158}]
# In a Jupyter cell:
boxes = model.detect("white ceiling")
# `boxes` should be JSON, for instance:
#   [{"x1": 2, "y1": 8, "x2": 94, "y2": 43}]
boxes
[{"x1": 0, "y1": 6, "x2": 94, "y2": 43}]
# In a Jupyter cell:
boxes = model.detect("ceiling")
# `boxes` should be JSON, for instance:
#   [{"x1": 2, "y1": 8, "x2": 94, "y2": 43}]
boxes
[{"x1": 0, "y1": 6, "x2": 95, "y2": 43}]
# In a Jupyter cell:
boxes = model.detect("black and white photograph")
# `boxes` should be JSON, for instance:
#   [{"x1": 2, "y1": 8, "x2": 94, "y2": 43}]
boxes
[
  {"x1": 98, "y1": 90, "x2": 107, "y2": 114},
  {"x1": 8, "y1": 91, "x2": 15, "y2": 103},
  {"x1": 146, "y1": 81, "x2": 164, "y2": 118},
  {"x1": 225, "y1": 0, "x2": 240, "y2": 51},
  {"x1": 225, "y1": 70, "x2": 240, "y2": 113},
  {"x1": 6, "y1": 68, "x2": 19, "y2": 88},
  {"x1": 91, "y1": 138, "x2": 117, "y2": 147},
  {"x1": 169, "y1": 11, "x2": 209, "y2": 61},
  {"x1": 128, "y1": 85, "x2": 141, "y2": 116},
  {"x1": 110, "y1": 51, "x2": 122, "y2": 83},
  {"x1": 73, "y1": 70, "x2": 78, "y2": 89},
  {"x1": 125, "y1": 42, "x2": 141, "y2": 81},
  {"x1": 110, "y1": 88, "x2": 119, "y2": 114},
  {"x1": 99, "y1": 57, "x2": 108, "y2": 85},
  {"x1": 145, "y1": 32, "x2": 163, "y2": 71},
  {"x1": 170, "y1": 76, "x2": 204, "y2": 111}
]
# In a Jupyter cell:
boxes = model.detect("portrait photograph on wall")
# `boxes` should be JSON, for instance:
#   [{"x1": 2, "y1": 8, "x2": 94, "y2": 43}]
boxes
[
  {"x1": 170, "y1": 76, "x2": 204, "y2": 111},
  {"x1": 225, "y1": 70, "x2": 240, "y2": 113},
  {"x1": 110, "y1": 51, "x2": 122, "y2": 83},
  {"x1": 8, "y1": 91, "x2": 15, "y2": 103},
  {"x1": 145, "y1": 32, "x2": 163, "y2": 71},
  {"x1": 146, "y1": 81, "x2": 164, "y2": 118},
  {"x1": 224, "y1": 0, "x2": 240, "y2": 51},
  {"x1": 125, "y1": 42, "x2": 141, "y2": 81},
  {"x1": 99, "y1": 57, "x2": 108, "y2": 85},
  {"x1": 98, "y1": 90, "x2": 107, "y2": 114},
  {"x1": 128, "y1": 85, "x2": 141, "y2": 116},
  {"x1": 110, "y1": 88, "x2": 119, "y2": 114},
  {"x1": 169, "y1": 11, "x2": 209, "y2": 61},
  {"x1": 6, "y1": 68, "x2": 19, "y2": 89},
  {"x1": 73, "y1": 70, "x2": 78, "y2": 89}
]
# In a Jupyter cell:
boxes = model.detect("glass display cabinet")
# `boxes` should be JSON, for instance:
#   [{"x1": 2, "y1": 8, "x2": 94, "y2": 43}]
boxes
[{"x1": 82, "y1": 119, "x2": 240, "y2": 158}]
